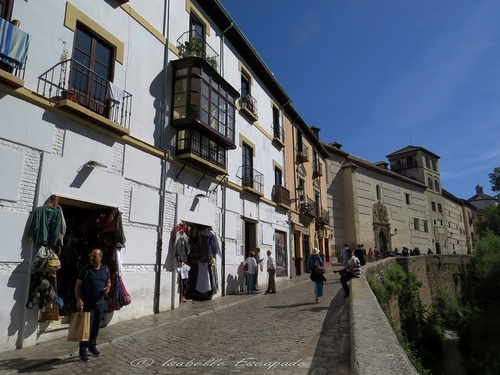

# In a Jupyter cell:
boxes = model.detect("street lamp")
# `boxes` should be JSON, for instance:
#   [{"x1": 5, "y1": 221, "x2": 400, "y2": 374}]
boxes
[{"x1": 290, "y1": 185, "x2": 304, "y2": 203}]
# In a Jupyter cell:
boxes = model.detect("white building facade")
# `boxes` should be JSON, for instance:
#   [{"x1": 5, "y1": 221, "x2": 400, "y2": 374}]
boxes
[{"x1": 0, "y1": 0, "x2": 295, "y2": 352}]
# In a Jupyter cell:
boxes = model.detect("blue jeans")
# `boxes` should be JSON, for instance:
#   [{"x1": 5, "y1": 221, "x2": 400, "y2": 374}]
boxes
[
  {"x1": 313, "y1": 281, "x2": 324, "y2": 297},
  {"x1": 79, "y1": 303, "x2": 104, "y2": 354},
  {"x1": 247, "y1": 273, "x2": 256, "y2": 293}
]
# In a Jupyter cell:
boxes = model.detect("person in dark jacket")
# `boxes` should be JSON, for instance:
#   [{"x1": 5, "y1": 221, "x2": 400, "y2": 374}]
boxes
[{"x1": 75, "y1": 248, "x2": 111, "y2": 362}]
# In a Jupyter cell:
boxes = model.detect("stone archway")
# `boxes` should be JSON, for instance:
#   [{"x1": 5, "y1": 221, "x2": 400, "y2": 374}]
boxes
[
  {"x1": 378, "y1": 230, "x2": 388, "y2": 252},
  {"x1": 373, "y1": 201, "x2": 392, "y2": 254}
]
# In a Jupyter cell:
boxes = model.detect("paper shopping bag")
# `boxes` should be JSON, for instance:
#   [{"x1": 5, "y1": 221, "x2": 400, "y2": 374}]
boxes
[
  {"x1": 67, "y1": 310, "x2": 90, "y2": 342},
  {"x1": 42, "y1": 304, "x2": 60, "y2": 321}
]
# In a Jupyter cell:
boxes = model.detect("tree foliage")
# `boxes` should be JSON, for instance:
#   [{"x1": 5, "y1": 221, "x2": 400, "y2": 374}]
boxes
[
  {"x1": 489, "y1": 167, "x2": 500, "y2": 199},
  {"x1": 474, "y1": 205, "x2": 500, "y2": 237},
  {"x1": 368, "y1": 264, "x2": 441, "y2": 374},
  {"x1": 459, "y1": 231, "x2": 500, "y2": 374}
]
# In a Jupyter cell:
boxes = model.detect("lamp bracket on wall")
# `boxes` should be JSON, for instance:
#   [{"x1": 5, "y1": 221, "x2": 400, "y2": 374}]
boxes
[{"x1": 78, "y1": 160, "x2": 107, "y2": 172}]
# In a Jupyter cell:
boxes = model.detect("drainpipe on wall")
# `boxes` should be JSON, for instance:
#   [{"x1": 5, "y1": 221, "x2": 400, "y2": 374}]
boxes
[
  {"x1": 220, "y1": 22, "x2": 234, "y2": 78},
  {"x1": 280, "y1": 100, "x2": 292, "y2": 279},
  {"x1": 221, "y1": 177, "x2": 227, "y2": 296},
  {"x1": 219, "y1": 22, "x2": 232, "y2": 293},
  {"x1": 154, "y1": 0, "x2": 171, "y2": 314},
  {"x1": 290, "y1": 116, "x2": 300, "y2": 278}
]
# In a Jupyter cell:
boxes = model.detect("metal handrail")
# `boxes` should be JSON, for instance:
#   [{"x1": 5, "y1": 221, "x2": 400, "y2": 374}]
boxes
[
  {"x1": 37, "y1": 59, "x2": 132, "y2": 129},
  {"x1": 272, "y1": 121, "x2": 285, "y2": 143},
  {"x1": 237, "y1": 166, "x2": 264, "y2": 193},
  {"x1": 296, "y1": 145, "x2": 309, "y2": 162},
  {"x1": 240, "y1": 92, "x2": 258, "y2": 118},
  {"x1": 176, "y1": 31, "x2": 219, "y2": 70}
]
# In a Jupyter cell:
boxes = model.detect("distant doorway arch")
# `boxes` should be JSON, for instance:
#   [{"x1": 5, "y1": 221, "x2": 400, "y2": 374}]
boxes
[
  {"x1": 435, "y1": 242, "x2": 442, "y2": 254},
  {"x1": 378, "y1": 231, "x2": 388, "y2": 253}
]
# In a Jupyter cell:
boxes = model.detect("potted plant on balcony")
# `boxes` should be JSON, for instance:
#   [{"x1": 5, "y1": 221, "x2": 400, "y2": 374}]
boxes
[
  {"x1": 240, "y1": 94, "x2": 249, "y2": 109},
  {"x1": 184, "y1": 37, "x2": 204, "y2": 58},
  {"x1": 206, "y1": 55, "x2": 218, "y2": 70}
]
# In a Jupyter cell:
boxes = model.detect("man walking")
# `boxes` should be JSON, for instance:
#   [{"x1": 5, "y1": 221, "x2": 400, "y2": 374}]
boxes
[
  {"x1": 75, "y1": 248, "x2": 111, "y2": 361},
  {"x1": 265, "y1": 250, "x2": 276, "y2": 294},
  {"x1": 334, "y1": 248, "x2": 361, "y2": 298}
]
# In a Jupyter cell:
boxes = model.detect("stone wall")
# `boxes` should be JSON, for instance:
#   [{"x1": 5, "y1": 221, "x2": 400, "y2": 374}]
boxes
[{"x1": 351, "y1": 254, "x2": 471, "y2": 375}]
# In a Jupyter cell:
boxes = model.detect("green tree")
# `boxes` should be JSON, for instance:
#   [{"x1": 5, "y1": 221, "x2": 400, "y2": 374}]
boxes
[
  {"x1": 474, "y1": 205, "x2": 500, "y2": 237},
  {"x1": 489, "y1": 167, "x2": 500, "y2": 199}
]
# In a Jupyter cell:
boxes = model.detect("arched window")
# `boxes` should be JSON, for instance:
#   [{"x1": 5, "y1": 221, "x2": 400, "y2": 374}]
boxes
[
  {"x1": 376, "y1": 184, "x2": 381, "y2": 200},
  {"x1": 427, "y1": 177, "x2": 433, "y2": 190},
  {"x1": 434, "y1": 179, "x2": 440, "y2": 192}
]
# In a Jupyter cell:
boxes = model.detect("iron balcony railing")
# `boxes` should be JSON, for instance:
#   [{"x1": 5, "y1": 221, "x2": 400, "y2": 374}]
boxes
[
  {"x1": 300, "y1": 197, "x2": 315, "y2": 215},
  {"x1": 317, "y1": 208, "x2": 330, "y2": 224},
  {"x1": 239, "y1": 92, "x2": 258, "y2": 119},
  {"x1": 177, "y1": 128, "x2": 228, "y2": 170},
  {"x1": 37, "y1": 59, "x2": 132, "y2": 129},
  {"x1": 238, "y1": 166, "x2": 264, "y2": 194},
  {"x1": 313, "y1": 159, "x2": 323, "y2": 177},
  {"x1": 272, "y1": 185, "x2": 290, "y2": 206},
  {"x1": 176, "y1": 31, "x2": 219, "y2": 71},
  {"x1": 296, "y1": 145, "x2": 309, "y2": 163},
  {"x1": 272, "y1": 121, "x2": 285, "y2": 144}
]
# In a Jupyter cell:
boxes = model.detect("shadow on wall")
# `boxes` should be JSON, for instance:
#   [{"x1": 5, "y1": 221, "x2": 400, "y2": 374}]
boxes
[
  {"x1": 225, "y1": 263, "x2": 246, "y2": 295},
  {"x1": 8, "y1": 212, "x2": 39, "y2": 349}
]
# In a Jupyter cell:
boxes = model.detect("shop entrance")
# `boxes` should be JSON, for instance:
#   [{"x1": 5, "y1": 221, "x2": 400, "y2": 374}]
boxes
[
  {"x1": 173, "y1": 222, "x2": 220, "y2": 301},
  {"x1": 55, "y1": 199, "x2": 120, "y2": 316},
  {"x1": 244, "y1": 220, "x2": 257, "y2": 258}
]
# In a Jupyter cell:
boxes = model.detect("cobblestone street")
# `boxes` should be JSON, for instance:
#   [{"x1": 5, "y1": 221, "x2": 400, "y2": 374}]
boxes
[{"x1": 0, "y1": 273, "x2": 350, "y2": 374}]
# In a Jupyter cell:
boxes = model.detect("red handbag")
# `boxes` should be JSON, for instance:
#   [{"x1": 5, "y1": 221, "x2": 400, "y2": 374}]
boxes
[{"x1": 119, "y1": 276, "x2": 132, "y2": 306}]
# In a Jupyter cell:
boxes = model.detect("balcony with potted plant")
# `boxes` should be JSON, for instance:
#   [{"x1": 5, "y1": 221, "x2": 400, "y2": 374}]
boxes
[
  {"x1": 239, "y1": 93, "x2": 258, "y2": 122},
  {"x1": 176, "y1": 31, "x2": 219, "y2": 71},
  {"x1": 37, "y1": 58, "x2": 132, "y2": 134}
]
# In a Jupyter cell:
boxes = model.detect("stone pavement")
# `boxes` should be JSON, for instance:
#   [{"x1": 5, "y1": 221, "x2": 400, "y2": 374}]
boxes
[{"x1": 0, "y1": 271, "x2": 350, "y2": 374}]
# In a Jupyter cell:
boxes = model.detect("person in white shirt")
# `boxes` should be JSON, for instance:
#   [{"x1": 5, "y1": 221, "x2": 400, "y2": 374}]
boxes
[
  {"x1": 245, "y1": 251, "x2": 257, "y2": 294},
  {"x1": 265, "y1": 250, "x2": 276, "y2": 294}
]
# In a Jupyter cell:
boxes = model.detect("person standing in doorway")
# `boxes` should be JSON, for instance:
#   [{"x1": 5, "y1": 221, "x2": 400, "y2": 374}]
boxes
[
  {"x1": 75, "y1": 248, "x2": 111, "y2": 362},
  {"x1": 245, "y1": 251, "x2": 257, "y2": 294},
  {"x1": 308, "y1": 248, "x2": 326, "y2": 303},
  {"x1": 265, "y1": 250, "x2": 276, "y2": 294}
]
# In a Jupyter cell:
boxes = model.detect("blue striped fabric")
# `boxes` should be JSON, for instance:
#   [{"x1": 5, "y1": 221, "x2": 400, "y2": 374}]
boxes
[{"x1": 0, "y1": 17, "x2": 31, "y2": 69}]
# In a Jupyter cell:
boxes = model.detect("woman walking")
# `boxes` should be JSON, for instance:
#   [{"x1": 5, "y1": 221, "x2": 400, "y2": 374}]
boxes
[{"x1": 308, "y1": 248, "x2": 326, "y2": 303}]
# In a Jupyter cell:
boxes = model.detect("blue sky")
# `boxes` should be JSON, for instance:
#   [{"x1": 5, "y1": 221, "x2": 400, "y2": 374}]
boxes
[{"x1": 219, "y1": 0, "x2": 500, "y2": 200}]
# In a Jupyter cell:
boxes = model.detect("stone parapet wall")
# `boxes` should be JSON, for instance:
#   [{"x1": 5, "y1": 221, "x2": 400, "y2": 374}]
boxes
[{"x1": 351, "y1": 255, "x2": 471, "y2": 374}]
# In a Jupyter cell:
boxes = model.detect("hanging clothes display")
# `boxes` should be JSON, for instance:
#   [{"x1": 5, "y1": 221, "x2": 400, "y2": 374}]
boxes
[
  {"x1": 177, "y1": 262, "x2": 191, "y2": 303},
  {"x1": 25, "y1": 198, "x2": 67, "y2": 312},
  {"x1": 27, "y1": 202, "x2": 66, "y2": 248},
  {"x1": 175, "y1": 231, "x2": 191, "y2": 263},
  {"x1": 194, "y1": 227, "x2": 219, "y2": 296}
]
